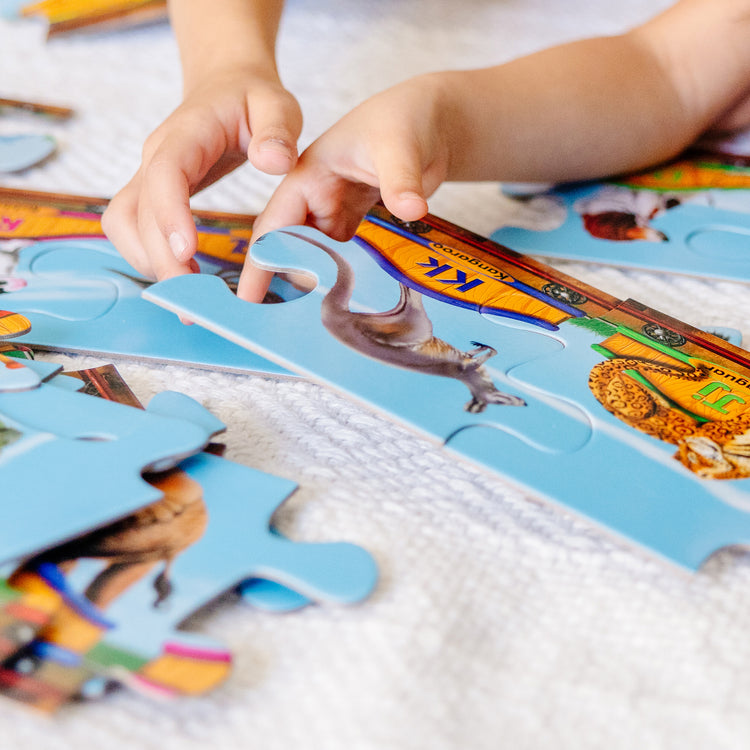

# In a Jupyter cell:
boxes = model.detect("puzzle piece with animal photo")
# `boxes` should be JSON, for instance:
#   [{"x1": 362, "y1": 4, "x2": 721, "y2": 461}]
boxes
[
  {"x1": 0, "y1": 361, "x2": 375, "y2": 710},
  {"x1": 0, "y1": 188, "x2": 296, "y2": 375},
  {"x1": 0, "y1": 451, "x2": 378, "y2": 710},
  {"x1": 0, "y1": 354, "x2": 223, "y2": 563},
  {"x1": 491, "y1": 137, "x2": 750, "y2": 281},
  {"x1": 60, "y1": 364, "x2": 322, "y2": 614},
  {"x1": 0, "y1": 355, "x2": 220, "y2": 701},
  {"x1": 146, "y1": 205, "x2": 750, "y2": 572}
]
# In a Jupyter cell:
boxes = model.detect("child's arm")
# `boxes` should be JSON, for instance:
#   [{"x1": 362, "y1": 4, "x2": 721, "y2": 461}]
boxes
[
  {"x1": 240, "y1": 0, "x2": 750, "y2": 301},
  {"x1": 101, "y1": 0, "x2": 302, "y2": 284}
]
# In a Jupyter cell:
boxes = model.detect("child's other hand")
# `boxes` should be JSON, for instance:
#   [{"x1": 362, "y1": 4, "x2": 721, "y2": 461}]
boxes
[
  {"x1": 102, "y1": 67, "x2": 302, "y2": 284},
  {"x1": 239, "y1": 74, "x2": 452, "y2": 302}
]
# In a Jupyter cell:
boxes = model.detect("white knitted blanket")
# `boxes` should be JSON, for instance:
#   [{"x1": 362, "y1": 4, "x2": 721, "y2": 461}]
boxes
[{"x1": 4, "y1": 2, "x2": 750, "y2": 748}]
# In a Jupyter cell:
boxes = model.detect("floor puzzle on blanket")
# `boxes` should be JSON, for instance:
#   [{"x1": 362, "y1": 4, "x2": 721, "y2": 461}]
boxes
[{"x1": 5, "y1": 188, "x2": 750, "y2": 714}]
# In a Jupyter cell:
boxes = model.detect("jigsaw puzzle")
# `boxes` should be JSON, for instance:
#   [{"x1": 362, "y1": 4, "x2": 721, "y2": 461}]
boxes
[
  {"x1": 0, "y1": 353, "x2": 376, "y2": 710},
  {"x1": 0, "y1": 451, "x2": 377, "y2": 710},
  {"x1": 491, "y1": 132, "x2": 750, "y2": 282},
  {"x1": 147, "y1": 204, "x2": 750, "y2": 573},
  {"x1": 0, "y1": 188, "x2": 297, "y2": 375}
]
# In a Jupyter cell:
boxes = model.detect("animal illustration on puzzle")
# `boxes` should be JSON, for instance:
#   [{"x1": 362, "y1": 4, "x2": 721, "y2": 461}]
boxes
[
  {"x1": 281, "y1": 228, "x2": 526, "y2": 413},
  {"x1": 491, "y1": 127, "x2": 750, "y2": 281},
  {"x1": 146, "y1": 206, "x2": 750, "y2": 570}
]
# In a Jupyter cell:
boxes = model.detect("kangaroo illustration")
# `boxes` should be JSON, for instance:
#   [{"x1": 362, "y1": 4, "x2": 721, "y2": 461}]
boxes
[
  {"x1": 280, "y1": 231, "x2": 525, "y2": 413},
  {"x1": 588, "y1": 356, "x2": 750, "y2": 479}
]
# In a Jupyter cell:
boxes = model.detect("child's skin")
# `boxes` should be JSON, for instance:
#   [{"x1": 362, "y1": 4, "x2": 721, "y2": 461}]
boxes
[
  {"x1": 101, "y1": 0, "x2": 301, "y2": 283},
  {"x1": 103, "y1": 0, "x2": 750, "y2": 303}
]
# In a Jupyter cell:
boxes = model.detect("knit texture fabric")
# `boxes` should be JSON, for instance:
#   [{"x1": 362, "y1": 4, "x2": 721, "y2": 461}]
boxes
[{"x1": 3, "y1": 2, "x2": 750, "y2": 748}]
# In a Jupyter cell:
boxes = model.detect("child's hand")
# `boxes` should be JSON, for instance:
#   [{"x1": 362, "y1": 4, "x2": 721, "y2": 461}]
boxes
[
  {"x1": 102, "y1": 66, "x2": 302, "y2": 284},
  {"x1": 238, "y1": 74, "x2": 452, "y2": 302}
]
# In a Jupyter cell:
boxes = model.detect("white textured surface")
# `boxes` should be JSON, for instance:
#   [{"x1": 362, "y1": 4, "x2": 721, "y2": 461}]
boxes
[{"x1": 4, "y1": 2, "x2": 750, "y2": 748}]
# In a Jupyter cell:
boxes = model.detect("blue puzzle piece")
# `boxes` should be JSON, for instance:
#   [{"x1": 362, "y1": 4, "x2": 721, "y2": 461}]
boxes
[
  {"x1": 0, "y1": 365, "x2": 222, "y2": 562},
  {"x1": 147, "y1": 228, "x2": 591, "y2": 455},
  {"x1": 27, "y1": 451, "x2": 378, "y2": 698},
  {"x1": 0, "y1": 238, "x2": 291, "y2": 375},
  {"x1": 0, "y1": 135, "x2": 56, "y2": 173},
  {"x1": 146, "y1": 212, "x2": 750, "y2": 572},
  {"x1": 492, "y1": 182, "x2": 750, "y2": 282}
]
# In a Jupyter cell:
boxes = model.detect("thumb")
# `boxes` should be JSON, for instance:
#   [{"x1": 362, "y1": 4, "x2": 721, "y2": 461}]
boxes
[{"x1": 373, "y1": 141, "x2": 430, "y2": 222}]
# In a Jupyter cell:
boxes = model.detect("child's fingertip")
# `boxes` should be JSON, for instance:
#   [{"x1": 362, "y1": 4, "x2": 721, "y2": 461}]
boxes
[
  {"x1": 395, "y1": 192, "x2": 428, "y2": 220},
  {"x1": 253, "y1": 138, "x2": 296, "y2": 174}
]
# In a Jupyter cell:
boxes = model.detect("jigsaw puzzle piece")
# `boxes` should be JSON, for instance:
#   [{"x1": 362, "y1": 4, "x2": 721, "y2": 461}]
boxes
[
  {"x1": 450, "y1": 298, "x2": 750, "y2": 569},
  {"x1": 17, "y1": 451, "x2": 376, "y2": 702},
  {"x1": 446, "y1": 419, "x2": 750, "y2": 570},
  {"x1": 0, "y1": 561, "x2": 232, "y2": 710},
  {"x1": 0, "y1": 238, "x2": 290, "y2": 375},
  {"x1": 149, "y1": 210, "x2": 750, "y2": 573},
  {"x1": 492, "y1": 181, "x2": 750, "y2": 283},
  {"x1": 146, "y1": 228, "x2": 594, "y2": 454},
  {"x1": 0, "y1": 568, "x2": 62, "y2": 664},
  {"x1": 0, "y1": 457, "x2": 333, "y2": 710},
  {"x1": 0, "y1": 135, "x2": 56, "y2": 173},
  {"x1": 0, "y1": 382, "x2": 222, "y2": 564},
  {"x1": 0, "y1": 353, "x2": 43, "y2": 391}
]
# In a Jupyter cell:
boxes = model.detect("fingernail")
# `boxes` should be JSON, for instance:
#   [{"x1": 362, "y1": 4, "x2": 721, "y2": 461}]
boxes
[
  {"x1": 259, "y1": 138, "x2": 293, "y2": 157},
  {"x1": 398, "y1": 191, "x2": 424, "y2": 202},
  {"x1": 169, "y1": 231, "x2": 189, "y2": 262}
]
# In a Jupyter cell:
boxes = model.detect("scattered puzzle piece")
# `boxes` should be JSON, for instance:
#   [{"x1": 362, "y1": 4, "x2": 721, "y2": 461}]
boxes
[
  {"x1": 491, "y1": 145, "x2": 750, "y2": 282},
  {"x1": 0, "y1": 356, "x2": 222, "y2": 563},
  {"x1": 0, "y1": 135, "x2": 56, "y2": 173},
  {"x1": 0, "y1": 451, "x2": 377, "y2": 709}
]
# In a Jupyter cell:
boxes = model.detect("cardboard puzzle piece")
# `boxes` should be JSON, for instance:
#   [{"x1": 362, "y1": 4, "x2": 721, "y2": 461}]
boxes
[
  {"x1": 0, "y1": 361, "x2": 374, "y2": 709},
  {"x1": 0, "y1": 451, "x2": 377, "y2": 710},
  {"x1": 0, "y1": 356, "x2": 222, "y2": 563},
  {"x1": 491, "y1": 143, "x2": 750, "y2": 282},
  {"x1": 0, "y1": 188, "x2": 295, "y2": 376},
  {"x1": 0, "y1": 135, "x2": 56, "y2": 173},
  {"x1": 147, "y1": 206, "x2": 750, "y2": 572}
]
